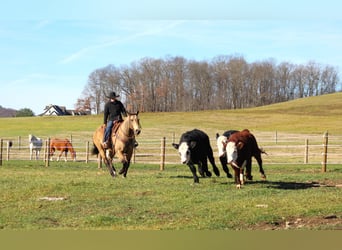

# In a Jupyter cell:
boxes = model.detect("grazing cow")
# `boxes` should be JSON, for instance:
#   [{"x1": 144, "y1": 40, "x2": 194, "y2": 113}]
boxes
[
  {"x1": 29, "y1": 134, "x2": 43, "y2": 160},
  {"x1": 226, "y1": 129, "x2": 266, "y2": 188},
  {"x1": 172, "y1": 129, "x2": 220, "y2": 183}
]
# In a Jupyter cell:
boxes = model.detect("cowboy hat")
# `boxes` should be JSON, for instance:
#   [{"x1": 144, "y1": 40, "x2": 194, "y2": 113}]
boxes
[{"x1": 106, "y1": 92, "x2": 120, "y2": 99}]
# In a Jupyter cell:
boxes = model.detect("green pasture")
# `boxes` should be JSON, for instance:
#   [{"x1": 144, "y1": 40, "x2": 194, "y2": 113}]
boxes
[
  {"x1": 0, "y1": 161, "x2": 341, "y2": 230},
  {"x1": 1, "y1": 92, "x2": 342, "y2": 141},
  {"x1": 0, "y1": 93, "x2": 341, "y2": 230}
]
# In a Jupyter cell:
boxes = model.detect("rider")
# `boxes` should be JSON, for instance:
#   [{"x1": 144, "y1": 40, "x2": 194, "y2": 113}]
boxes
[{"x1": 102, "y1": 91, "x2": 127, "y2": 149}]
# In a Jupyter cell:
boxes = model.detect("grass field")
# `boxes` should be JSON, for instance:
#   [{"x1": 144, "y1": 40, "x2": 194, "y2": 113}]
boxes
[
  {"x1": 0, "y1": 93, "x2": 341, "y2": 230},
  {"x1": 0, "y1": 161, "x2": 341, "y2": 230}
]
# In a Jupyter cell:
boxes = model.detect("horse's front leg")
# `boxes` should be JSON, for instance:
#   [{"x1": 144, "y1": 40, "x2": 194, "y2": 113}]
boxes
[
  {"x1": 118, "y1": 153, "x2": 130, "y2": 177},
  {"x1": 105, "y1": 157, "x2": 116, "y2": 177},
  {"x1": 49, "y1": 149, "x2": 54, "y2": 161},
  {"x1": 64, "y1": 151, "x2": 68, "y2": 162},
  {"x1": 119, "y1": 161, "x2": 130, "y2": 178},
  {"x1": 57, "y1": 151, "x2": 63, "y2": 161}
]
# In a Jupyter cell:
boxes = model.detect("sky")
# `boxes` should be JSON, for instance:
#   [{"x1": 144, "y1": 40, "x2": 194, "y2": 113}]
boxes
[{"x1": 1, "y1": 0, "x2": 342, "y2": 115}]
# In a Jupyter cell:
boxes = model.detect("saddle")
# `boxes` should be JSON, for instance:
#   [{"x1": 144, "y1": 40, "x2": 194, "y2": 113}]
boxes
[
  {"x1": 103, "y1": 120, "x2": 123, "y2": 149},
  {"x1": 112, "y1": 120, "x2": 122, "y2": 136}
]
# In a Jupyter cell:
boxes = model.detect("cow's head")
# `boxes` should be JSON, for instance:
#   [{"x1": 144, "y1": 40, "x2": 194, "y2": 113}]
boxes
[
  {"x1": 226, "y1": 141, "x2": 244, "y2": 167},
  {"x1": 216, "y1": 135, "x2": 228, "y2": 158},
  {"x1": 172, "y1": 141, "x2": 196, "y2": 164}
]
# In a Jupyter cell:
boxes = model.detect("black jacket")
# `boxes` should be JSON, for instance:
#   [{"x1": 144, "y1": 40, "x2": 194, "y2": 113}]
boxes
[{"x1": 103, "y1": 100, "x2": 127, "y2": 124}]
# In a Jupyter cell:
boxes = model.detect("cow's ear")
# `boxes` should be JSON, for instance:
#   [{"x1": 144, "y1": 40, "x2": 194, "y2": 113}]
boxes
[
  {"x1": 172, "y1": 143, "x2": 179, "y2": 149},
  {"x1": 190, "y1": 141, "x2": 197, "y2": 148},
  {"x1": 237, "y1": 141, "x2": 244, "y2": 150},
  {"x1": 216, "y1": 133, "x2": 219, "y2": 139}
]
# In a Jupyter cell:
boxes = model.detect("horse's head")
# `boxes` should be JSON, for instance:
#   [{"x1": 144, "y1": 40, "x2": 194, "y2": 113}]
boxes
[{"x1": 127, "y1": 111, "x2": 141, "y2": 136}]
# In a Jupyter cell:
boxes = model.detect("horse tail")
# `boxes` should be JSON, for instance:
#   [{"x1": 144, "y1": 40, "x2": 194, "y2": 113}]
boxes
[{"x1": 91, "y1": 143, "x2": 99, "y2": 155}]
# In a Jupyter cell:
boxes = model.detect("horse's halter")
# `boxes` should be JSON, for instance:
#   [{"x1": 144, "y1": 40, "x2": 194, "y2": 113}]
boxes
[{"x1": 118, "y1": 113, "x2": 141, "y2": 139}]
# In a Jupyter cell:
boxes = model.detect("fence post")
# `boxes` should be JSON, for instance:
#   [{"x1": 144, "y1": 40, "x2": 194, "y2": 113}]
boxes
[
  {"x1": 133, "y1": 147, "x2": 136, "y2": 164},
  {"x1": 160, "y1": 137, "x2": 166, "y2": 171},
  {"x1": 321, "y1": 131, "x2": 328, "y2": 172},
  {"x1": 304, "y1": 139, "x2": 309, "y2": 164},
  {"x1": 18, "y1": 136, "x2": 21, "y2": 151},
  {"x1": 6, "y1": 141, "x2": 10, "y2": 161},
  {"x1": 0, "y1": 139, "x2": 3, "y2": 166},
  {"x1": 85, "y1": 141, "x2": 89, "y2": 163},
  {"x1": 45, "y1": 138, "x2": 50, "y2": 167}
]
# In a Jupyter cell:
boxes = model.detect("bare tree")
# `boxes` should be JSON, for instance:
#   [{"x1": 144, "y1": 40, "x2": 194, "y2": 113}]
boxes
[{"x1": 79, "y1": 55, "x2": 340, "y2": 113}]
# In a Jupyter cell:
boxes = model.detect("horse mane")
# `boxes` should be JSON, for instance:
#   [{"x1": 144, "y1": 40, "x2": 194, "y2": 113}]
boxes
[
  {"x1": 66, "y1": 141, "x2": 75, "y2": 153},
  {"x1": 29, "y1": 134, "x2": 37, "y2": 141}
]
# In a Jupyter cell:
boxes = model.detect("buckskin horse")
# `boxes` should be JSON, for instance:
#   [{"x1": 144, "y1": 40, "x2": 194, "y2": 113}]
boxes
[
  {"x1": 49, "y1": 138, "x2": 76, "y2": 162},
  {"x1": 92, "y1": 111, "x2": 141, "y2": 178}
]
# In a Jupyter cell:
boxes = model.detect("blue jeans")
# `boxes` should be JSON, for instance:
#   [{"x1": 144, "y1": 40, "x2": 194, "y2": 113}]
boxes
[{"x1": 104, "y1": 120, "x2": 114, "y2": 142}]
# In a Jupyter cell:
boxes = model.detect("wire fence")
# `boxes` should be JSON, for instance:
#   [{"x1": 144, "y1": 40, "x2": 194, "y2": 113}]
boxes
[{"x1": 1, "y1": 132, "x2": 341, "y2": 169}]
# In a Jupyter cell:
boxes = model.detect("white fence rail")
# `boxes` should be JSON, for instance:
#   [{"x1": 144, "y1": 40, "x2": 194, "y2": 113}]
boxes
[{"x1": 1, "y1": 132, "x2": 342, "y2": 169}]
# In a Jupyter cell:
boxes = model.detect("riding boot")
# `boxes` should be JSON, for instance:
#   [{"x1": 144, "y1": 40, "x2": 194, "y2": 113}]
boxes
[{"x1": 102, "y1": 140, "x2": 110, "y2": 149}]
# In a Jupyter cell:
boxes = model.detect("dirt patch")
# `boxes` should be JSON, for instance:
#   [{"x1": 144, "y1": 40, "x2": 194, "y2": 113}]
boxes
[{"x1": 249, "y1": 215, "x2": 342, "y2": 230}]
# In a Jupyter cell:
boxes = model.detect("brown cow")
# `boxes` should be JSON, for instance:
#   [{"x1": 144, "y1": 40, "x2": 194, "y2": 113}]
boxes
[{"x1": 226, "y1": 129, "x2": 266, "y2": 188}]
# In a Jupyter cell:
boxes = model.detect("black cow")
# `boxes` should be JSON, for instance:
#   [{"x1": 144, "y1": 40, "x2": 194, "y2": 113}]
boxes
[{"x1": 172, "y1": 129, "x2": 220, "y2": 183}]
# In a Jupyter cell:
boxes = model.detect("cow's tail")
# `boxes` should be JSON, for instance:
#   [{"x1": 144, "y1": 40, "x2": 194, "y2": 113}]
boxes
[
  {"x1": 259, "y1": 147, "x2": 267, "y2": 155},
  {"x1": 91, "y1": 143, "x2": 99, "y2": 155}
]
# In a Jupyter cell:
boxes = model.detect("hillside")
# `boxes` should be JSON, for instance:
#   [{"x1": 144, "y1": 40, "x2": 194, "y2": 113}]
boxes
[
  {"x1": 0, "y1": 92, "x2": 341, "y2": 139},
  {"x1": 140, "y1": 92, "x2": 342, "y2": 135},
  {"x1": 0, "y1": 105, "x2": 16, "y2": 117}
]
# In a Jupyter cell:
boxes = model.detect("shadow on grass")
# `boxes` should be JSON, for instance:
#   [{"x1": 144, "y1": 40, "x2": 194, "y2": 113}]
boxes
[
  {"x1": 265, "y1": 181, "x2": 322, "y2": 190},
  {"x1": 252, "y1": 180, "x2": 335, "y2": 190},
  {"x1": 169, "y1": 175, "x2": 337, "y2": 190}
]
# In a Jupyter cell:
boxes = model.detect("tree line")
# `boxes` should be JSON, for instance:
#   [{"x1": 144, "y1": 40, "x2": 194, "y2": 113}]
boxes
[{"x1": 77, "y1": 55, "x2": 340, "y2": 114}]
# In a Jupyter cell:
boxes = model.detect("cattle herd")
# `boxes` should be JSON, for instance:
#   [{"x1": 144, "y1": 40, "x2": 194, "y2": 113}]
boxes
[
  {"x1": 173, "y1": 128, "x2": 267, "y2": 188},
  {"x1": 28, "y1": 126, "x2": 266, "y2": 188}
]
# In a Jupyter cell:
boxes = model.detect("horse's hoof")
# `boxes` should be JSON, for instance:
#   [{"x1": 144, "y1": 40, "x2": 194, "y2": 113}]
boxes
[
  {"x1": 261, "y1": 174, "x2": 266, "y2": 180},
  {"x1": 236, "y1": 184, "x2": 242, "y2": 189},
  {"x1": 246, "y1": 175, "x2": 253, "y2": 180},
  {"x1": 214, "y1": 168, "x2": 220, "y2": 177}
]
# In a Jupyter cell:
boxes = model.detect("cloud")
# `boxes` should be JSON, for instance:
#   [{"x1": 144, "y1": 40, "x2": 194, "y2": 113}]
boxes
[
  {"x1": 59, "y1": 20, "x2": 185, "y2": 64},
  {"x1": 33, "y1": 20, "x2": 51, "y2": 30}
]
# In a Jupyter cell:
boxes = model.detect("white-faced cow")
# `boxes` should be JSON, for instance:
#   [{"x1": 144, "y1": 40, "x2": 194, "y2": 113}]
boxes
[
  {"x1": 226, "y1": 129, "x2": 266, "y2": 188},
  {"x1": 172, "y1": 129, "x2": 220, "y2": 183},
  {"x1": 216, "y1": 130, "x2": 239, "y2": 178}
]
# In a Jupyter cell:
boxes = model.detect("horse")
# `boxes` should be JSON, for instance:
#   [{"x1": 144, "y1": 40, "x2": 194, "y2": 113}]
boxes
[
  {"x1": 92, "y1": 111, "x2": 141, "y2": 178},
  {"x1": 29, "y1": 134, "x2": 43, "y2": 160},
  {"x1": 49, "y1": 138, "x2": 76, "y2": 162}
]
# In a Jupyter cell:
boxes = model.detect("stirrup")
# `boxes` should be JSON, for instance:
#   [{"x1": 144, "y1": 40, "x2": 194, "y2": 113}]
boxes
[{"x1": 102, "y1": 142, "x2": 109, "y2": 149}]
